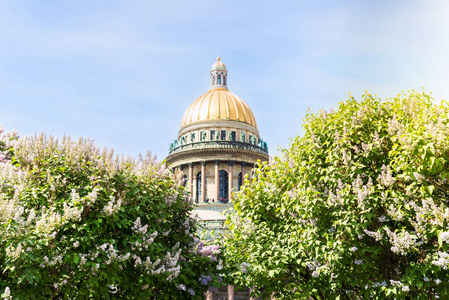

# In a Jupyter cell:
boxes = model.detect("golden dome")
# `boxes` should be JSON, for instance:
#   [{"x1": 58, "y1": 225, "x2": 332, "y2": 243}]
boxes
[
  {"x1": 181, "y1": 89, "x2": 257, "y2": 129},
  {"x1": 211, "y1": 57, "x2": 227, "y2": 71}
]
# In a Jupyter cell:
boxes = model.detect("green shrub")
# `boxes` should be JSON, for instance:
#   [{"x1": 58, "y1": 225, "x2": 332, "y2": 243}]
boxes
[
  {"x1": 0, "y1": 130, "x2": 221, "y2": 299},
  {"x1": 224, "y1": 91, "x2": 449, "y2": 299}
]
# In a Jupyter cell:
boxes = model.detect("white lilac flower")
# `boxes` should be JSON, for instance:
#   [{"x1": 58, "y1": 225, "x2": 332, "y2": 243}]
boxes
[
  {"x1": 390, "y1": 280, "x2": 401, "y2": 287},
  {"x1": 350, "y1": 247, "x2": 358, "y2": 252},
  {"x1": 241, "y1": 262, "x2": 249, "y2": 273},
  {"x1": 440, "y1": 232, "x2": 449, "y2": 243},
  {"x1": 384, "y1": 228, "x2": 416, "y2": 255},
  {"x1": 354, "y1": 259, "x2": 363, "y2": 265},
  {"x1": 413, "y1": 172, "x2": 425, "y2": 182},
  {"x1": 378, "y1": 215, "x2": 389, "y2": 222},
  {"x1": 433, "y1": 252, "x2": 449, "y2": 269},
  {"x1": 435, "y1": 279, "x2": 442, "y2": 285},
  {"x1": 311, "y1": 271, "x2": 318, "y2": 277},
  {"x1": 378, "y1": 165, "x2": 396, "y2": 187},
  {"x1": 102, "y1": 197, "x2": 122, "y2": 216},
  {"x1": 2, "y1": 286, "x2": 11, "y2": 299},
  {"x1": 364, "y1": 229, "x2": 382, "y2": 241}
]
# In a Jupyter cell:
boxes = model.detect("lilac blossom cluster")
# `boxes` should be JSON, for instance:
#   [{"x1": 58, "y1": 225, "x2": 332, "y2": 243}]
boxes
[
  {"x1": 241, "y1": 262, "x2": 249, "y2": 273},
  {"x1": 102, "y1": 197, "x2": 123, "y2": 216},
  {"x1": 378, "y1": 165, "x2": 396, "y2": 187},
  {"x1": 432, "y1": 252, "x2": 449, "y2": 269},
  {"x1": 384, "y1": 228, "x2": 416, "y2": 255},
  {"x1": 390, "y1": 280, "x2": 409, "y2": 293},
  {"x1": 196, "y1": 243, "x2": 221, "y2": 260},
  {"x1": 306, "y1": 259, "x2": 321, "y2": 278},
  {"x1": 1, "y1": 286, "x2": 11, "y2": 299},
  {"x1": 199, "y1": 274, "x2": 213, "y2": 285},
  {"x1": 351, "y1": 174, "x2": 373, "y2": 209}
]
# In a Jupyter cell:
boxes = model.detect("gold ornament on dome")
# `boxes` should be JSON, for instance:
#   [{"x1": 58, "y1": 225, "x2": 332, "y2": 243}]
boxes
[{"x1": 211, "y1": 57, "x2": 227, "y2": 71}]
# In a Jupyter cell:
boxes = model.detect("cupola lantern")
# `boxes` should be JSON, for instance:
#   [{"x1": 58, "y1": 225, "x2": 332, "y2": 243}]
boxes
[{"x1": 210, "y1": 57, "x2": 228, "y2": 90}]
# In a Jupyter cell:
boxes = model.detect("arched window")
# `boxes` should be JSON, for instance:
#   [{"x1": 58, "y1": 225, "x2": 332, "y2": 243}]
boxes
[
  {"x1": 219, "y1": 170, "x2": 228, "y2": 200},
  {"x1": 238, "y1": 172, "x2": 242, "y2": 191},
  {"x1": 223, "y1": 75, "x2": 226, "y2": 85},
  {"x1": 182, "y1": 174, "x2": 188, "y2": 187},
  {"x1": 196, "y1": 172, "x2": 202, "y2": 201},
  {"x1": 217, "y1": 75, "x2": 222, "y2": 85}
]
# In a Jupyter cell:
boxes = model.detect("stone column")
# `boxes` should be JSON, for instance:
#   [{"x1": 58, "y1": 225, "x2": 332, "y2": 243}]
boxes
[
  {"x1": 201, "y1": 161, "x2": 206, "y2": 202},
  {"x1": 188, "y1": 163, "x2": 193, "y2": 197},
  {"x1": 214, "y1": 160, "x2": 220, "y2": 202},
  {"x1": 228, "y1": 161, "x2": 234, "y2": 200},
  {"x1": 241, "y1": 162, "x2": 246, "y2": 180},
  {"x1": 193, "y1": 177, "x2": 198, "y2": 203},
  {"x1": 227, "y1": 285, "x2": 235, "y2": 300}
]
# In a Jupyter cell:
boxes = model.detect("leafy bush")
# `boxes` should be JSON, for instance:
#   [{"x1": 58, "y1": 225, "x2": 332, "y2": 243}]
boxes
[
  {"x1": 224, "y1": 91, "x2": 449, "y2": 299},
  {"x1": 0, "y1": 129, "x2": 221, "y2": 299}
]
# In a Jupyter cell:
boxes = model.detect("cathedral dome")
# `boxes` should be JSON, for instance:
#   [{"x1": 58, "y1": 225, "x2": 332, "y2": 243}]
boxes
[
  {"x1": 180, "y1": 57, "x2": 257, "y2": 130},
  {"x1": 166, "y1": 57, "x2": 268, "y2": 178},
  {"x1": 180, "y1": 89, "x2": 258, "y2": 129}
]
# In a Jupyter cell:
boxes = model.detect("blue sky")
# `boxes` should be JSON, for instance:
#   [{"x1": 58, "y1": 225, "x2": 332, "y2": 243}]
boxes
[{"x1": 1, "y1": 1, "x2": 448, "y2": 159}]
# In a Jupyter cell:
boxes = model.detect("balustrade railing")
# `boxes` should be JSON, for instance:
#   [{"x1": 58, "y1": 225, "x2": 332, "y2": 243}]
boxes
[{"x1": 168, "y1": 140, "x2": 268, "y2": 155}]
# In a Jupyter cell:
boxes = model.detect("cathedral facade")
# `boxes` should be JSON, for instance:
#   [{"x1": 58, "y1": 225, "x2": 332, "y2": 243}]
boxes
[{"x1": 166, "y1": 57, "x2": 269, "y2": 300}]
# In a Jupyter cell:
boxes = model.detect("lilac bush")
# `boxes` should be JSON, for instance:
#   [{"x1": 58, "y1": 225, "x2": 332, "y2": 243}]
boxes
[
  {"x1": 0, "y1": 128, "x2": 221, "y2": 299},
  {"x1": 224, "y1": 91, "x2": 449, "y2": 299}
]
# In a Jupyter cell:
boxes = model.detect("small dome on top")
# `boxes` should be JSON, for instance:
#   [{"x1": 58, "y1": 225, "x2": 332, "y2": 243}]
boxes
[{"x1": 211, "y1": 57, "x2": 227, "y2": 72}]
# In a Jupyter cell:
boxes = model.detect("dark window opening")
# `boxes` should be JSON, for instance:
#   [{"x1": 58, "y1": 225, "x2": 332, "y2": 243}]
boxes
[
  {"x1": 210, "y1": 130, "x2": 215, "y2": 140},
  {"x1": 238, "y1": 172, "x2": 242, "y2": 191},
  {"x1": 231, "y1": 131, "x2": 236, "y2": 141},
  {"x1": 217, "y1": 75, "x2": 222, "y2": 85},
  {"x1": 221, "y1": 130, "x2": 226, "y2": 140},
  {"x1": 196, "y1": 172, "x2": 202, "y2": 201},
  {"x1": 219, "y1": 170, "x2": 228, "y2": 201}
]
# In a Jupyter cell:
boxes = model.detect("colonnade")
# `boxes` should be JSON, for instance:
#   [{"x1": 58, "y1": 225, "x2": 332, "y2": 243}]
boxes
[{"x1": 181, "y1": 160, "x2": 249, "y2": 202}]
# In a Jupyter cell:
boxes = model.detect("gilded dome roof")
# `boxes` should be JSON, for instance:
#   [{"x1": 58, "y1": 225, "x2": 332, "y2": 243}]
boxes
[{"x1": 180, "y1": 88, "x2": 257, "y2": 129}]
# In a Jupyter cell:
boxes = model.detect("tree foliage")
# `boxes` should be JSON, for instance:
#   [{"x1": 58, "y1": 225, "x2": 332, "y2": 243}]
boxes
[
  {"x1": 224, "y1": 91, "x2": 449, "y2": 299},
  {"x1": 0, "y1": 130, "x2": 222, "y2": 299}
]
